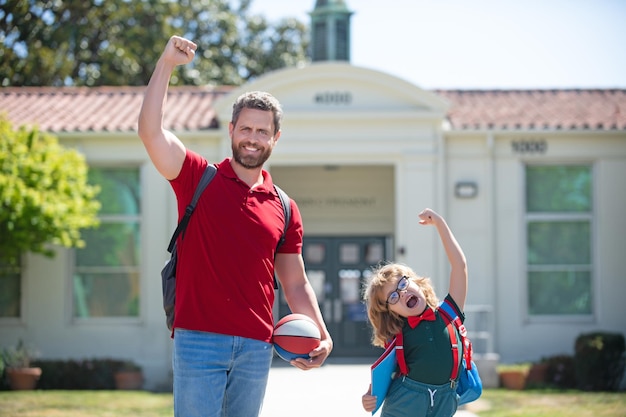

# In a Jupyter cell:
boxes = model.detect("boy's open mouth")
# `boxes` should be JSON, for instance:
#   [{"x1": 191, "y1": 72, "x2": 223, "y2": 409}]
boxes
[{"x1": 406, "y1": 295, "x2": 418, "y2": 308}]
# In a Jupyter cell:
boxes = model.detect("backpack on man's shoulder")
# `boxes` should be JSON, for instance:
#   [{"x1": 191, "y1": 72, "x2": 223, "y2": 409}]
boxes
[{"x1": 160, "y1": 164, "x2": 291, "y2": 331}]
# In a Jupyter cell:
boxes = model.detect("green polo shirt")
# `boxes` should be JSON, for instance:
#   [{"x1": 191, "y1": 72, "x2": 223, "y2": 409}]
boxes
[{"x1": 403, "y1": 294, "x2": 464, "y2": 384}]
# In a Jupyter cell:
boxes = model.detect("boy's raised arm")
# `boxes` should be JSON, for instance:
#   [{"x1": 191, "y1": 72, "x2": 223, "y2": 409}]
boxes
[{"x1": 418, "y1": 208, "x2": 468, "y2": 310}]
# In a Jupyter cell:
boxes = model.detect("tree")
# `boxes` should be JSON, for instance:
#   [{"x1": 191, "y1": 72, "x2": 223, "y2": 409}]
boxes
[
  {"x1": 0, "y1": 0, "x2": 309, "y2": 87},
  {"x1": 0, "y1": 115, "x2": 100, "y2": 265}
]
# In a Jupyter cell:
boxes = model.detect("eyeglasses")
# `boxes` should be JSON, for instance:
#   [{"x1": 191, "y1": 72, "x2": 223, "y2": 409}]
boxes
[{"x1": 386, "y1": 276, "x2": 409, "y2": 305}]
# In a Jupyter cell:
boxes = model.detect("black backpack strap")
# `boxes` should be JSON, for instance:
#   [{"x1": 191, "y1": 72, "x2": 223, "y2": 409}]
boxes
[
  {"x1": 166, "y1": 164, "x2": 217, "y2": 253},
  {"x1": 273, "y1": 184, "x2": 291, "y2": 289},
  {"x1": 274, "y1": 185, "x2": 291, "y2": 250}
]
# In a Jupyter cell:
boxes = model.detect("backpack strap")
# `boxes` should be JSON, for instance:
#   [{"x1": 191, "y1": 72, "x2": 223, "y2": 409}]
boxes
[
  {"x1": 274, "y1": 184, "x2": 290, "y2": 251},
  {"x1": 394, "y1": 299, "x2": 471, "y2": 381},
  {"x1": 439, "y1": 298, "x2": 474, "y2": 377},
  {"x1": 394, "y1": 332, "x2": 409, "y2": 376},
  {"x1": 165, "y1": 165, "x2": 291, "y2": 290},
  {"x1": 445, "y1": 319, "x2": 461, "y2": 381},
  {"x1": 167, "y1": 164, "x2": 217, "y2": 253},
  {"x1": 272, "y1": 184, "x2": 291, "y2": 289}
]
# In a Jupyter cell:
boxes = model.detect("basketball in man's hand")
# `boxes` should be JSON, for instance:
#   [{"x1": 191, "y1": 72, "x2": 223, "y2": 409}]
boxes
[{"x1": 272, "y1": 313, "x2": 321, "y2": 361}]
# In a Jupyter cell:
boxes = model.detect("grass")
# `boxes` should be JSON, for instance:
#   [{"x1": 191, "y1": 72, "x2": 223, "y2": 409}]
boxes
[
  {"x1": 0, "y1": 388, "x2": 624, "y2": 417},
  {"x1": 464, "y1": 388, "x2": 626, "y2": 417},
  {"x1": 0, "y1": 390, "x2": 173, "y2": 417}
]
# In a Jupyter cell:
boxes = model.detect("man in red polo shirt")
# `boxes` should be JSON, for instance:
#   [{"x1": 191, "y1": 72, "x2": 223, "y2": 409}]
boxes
[{"x1": 138, "y1": 36, "x2": 333, "y2": 417}]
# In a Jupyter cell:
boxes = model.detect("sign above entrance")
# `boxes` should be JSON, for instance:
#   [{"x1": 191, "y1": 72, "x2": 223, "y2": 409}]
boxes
[
  {"x1": 314, "y1": 91, "x2": 352, "y2": 105},
  {"x1": 297, "y1": 196, "x2": 377, "y2": 209}
]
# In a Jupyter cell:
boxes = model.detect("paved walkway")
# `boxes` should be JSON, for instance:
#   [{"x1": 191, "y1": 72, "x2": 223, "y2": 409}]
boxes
[{"x1": 260, "y1": 358, "x2": 480, "y2": 417}]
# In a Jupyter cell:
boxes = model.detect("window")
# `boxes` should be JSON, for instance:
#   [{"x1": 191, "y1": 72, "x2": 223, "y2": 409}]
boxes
[
  {"x1": 73, "y1": 167, "x2": 141, "y2": 318},
  {"x1": 312, "y1": 21, "x2": 327, "y2": 61},
  {"x1": 525, "y1": 165, "x2": 592, "y2": 315},
  {"x1": 0, "y1": 258, "x2": 21, "y2": 318},
  {"x1": 336, "y1": 20, "x2": 349, "y2": 60}
]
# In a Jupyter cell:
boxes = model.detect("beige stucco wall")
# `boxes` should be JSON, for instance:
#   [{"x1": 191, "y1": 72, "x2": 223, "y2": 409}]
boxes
[{"x1": 446, "y1": 131, "x2": 626, "y2": 363}]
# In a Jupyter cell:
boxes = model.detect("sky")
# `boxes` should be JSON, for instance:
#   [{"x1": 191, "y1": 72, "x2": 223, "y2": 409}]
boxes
[{"x1": 249, "y1": 0, "x2": 626, "y2": 90}]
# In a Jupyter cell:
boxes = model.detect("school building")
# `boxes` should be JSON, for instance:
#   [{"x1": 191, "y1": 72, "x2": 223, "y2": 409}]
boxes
[{"x1": 1, "y1": 1, "x2": 625, "y2": 390}]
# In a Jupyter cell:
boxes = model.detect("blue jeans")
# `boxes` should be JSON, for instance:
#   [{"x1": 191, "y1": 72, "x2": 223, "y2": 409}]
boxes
[{"x1": 173, "y1": 329, "x2": 274, "y2": 417}]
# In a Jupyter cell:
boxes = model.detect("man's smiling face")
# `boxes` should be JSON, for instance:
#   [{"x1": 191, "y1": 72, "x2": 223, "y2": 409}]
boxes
[{"x1": 230, "y1": 107, "x2": 280, "y2": 169}]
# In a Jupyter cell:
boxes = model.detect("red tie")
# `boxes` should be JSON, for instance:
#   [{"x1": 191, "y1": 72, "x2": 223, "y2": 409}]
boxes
[{"x1": 408, "y1": 308, "x2": 436, "y2": 328}]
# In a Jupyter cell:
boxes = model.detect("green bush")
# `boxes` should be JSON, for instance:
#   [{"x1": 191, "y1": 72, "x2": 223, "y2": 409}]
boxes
[
  {"x1": 543, "y1": 354, "x2": 577, "y2": 389},
  {"x1": 0, "y1": 369, "x2": 8, "y2": 390},
  {"x1": 574, "y1": 331, "x2": 625, "y2": 391},
  {"x1": 0, "y1": 116, "x2": 100, "y2": 264},
  {"x1": 31, "y1": 358, "x2": 127, "y2": 390}
]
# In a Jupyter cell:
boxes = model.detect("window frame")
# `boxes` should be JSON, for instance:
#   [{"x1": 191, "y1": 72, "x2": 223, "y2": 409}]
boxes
[
  {"x1": 71, "y1": 165, "x2": 142, "y2": 324},
  {"x1": 523, "y1": 162, "x2": 596, "y2": 323},
  {"x1": 0, "y1": 256, "x2": 25, "y2": 324}
]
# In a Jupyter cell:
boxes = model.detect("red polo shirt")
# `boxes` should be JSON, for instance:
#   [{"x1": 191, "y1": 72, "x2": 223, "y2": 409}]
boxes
[{"x1": 169, "y1": 150, "x2": 302, "y2": 342}]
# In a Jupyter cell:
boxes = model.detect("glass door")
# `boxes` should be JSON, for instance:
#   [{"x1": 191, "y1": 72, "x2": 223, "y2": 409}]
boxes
[{"x1": 278, "y1": 236, "x2": 390, "y2": 357}]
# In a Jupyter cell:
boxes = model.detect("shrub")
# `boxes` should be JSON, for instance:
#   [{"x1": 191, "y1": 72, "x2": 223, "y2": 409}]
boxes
[
  {"x1": 0, "y1": 117, "x2": 100, "y2": 264},
  {"x1": 32, "y1": 358, "x2": 126, "y2": 390},
  {"x1": 0, "y1": 369, "x2": 8, "y2": 391},
  {"x1": 526, "y1": 360, "x2": 550, "y2": 389},
  {"x1": 574, "y1": 331, "x2": 625, "y2": 391},
  {"x1": 544, "y1": 354, "x2": 577, "y2": 389}
]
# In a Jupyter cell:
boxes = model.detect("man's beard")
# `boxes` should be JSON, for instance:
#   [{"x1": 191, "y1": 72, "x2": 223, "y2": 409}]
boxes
[{"x1": 232, "y1": 143, "x2": 273, "y2": 169}]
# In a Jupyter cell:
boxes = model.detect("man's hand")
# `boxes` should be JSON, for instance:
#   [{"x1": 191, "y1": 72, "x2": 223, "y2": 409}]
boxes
[
  {"x1": 161, "y1": 36, "x2": 197, "y2": 67},
  {"x1": 290, "y1": 339, "x2": 333, "y2": 370}
]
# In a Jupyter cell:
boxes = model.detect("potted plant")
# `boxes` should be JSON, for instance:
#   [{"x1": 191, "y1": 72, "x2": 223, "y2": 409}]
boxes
[
  {"x1": 526, "y1": 358, "x2": 549, "y2": 388},
  {"x1": 113, "y1": 360, "x2": 144, "y2": 390},
  {"x1": 1, "y1": 340, "x2": 42, "y2": 390},
  {"x1": 497, "y1": 363, "x2": 530, "y2": 390}
]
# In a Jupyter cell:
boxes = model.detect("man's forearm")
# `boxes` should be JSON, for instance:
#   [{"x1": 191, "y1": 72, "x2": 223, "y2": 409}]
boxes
[{"x1": 138, "y1": 58, "x2": 175, "y2": 140}]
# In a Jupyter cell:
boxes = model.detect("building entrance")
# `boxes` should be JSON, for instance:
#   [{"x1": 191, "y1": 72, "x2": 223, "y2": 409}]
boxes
[{"x1": 277, "y1": 236, "x2": 391, "y2": 357}]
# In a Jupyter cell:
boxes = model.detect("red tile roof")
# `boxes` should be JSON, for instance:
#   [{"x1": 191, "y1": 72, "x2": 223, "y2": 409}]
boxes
[
  {"x1": 1, "y1": 86, "x2": 625, "y2": 133},
  {"x1": 436, "y1": 89, "x2": 626, "y2": 131},
  {"x1": 0, "y1": 86, "x2": 231, "y2": 133}
]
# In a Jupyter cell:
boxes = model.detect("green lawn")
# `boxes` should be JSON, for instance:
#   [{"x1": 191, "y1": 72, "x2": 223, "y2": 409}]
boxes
[
  {"x1": 466, "y1": 389, "x2": 626, "y2": 417},
  {"x1": 0, "y1": 389, "x2": 624, "y2": 417},
  {"x1": 0, "y1": 391, "x2": 173, "y2": 417}
]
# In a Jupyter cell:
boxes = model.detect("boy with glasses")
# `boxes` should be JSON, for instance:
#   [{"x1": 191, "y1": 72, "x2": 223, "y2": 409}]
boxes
[{"x1": 362, "y1": 208, "x2": 468, "y2": 417}]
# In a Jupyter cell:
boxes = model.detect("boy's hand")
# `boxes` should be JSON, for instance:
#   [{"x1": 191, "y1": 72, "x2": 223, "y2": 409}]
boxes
[
  {"x1": 418, "y1": 208, "x2": 442, "y2": 226},
  {"x1": 362, "y1": 384, "x2": 377, "y2": 412},
  {"x1": 161, "y1": 36, "x2": 197, "y2": 66}
]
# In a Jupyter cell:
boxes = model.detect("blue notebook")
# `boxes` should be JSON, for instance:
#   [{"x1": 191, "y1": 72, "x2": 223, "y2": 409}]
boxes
[{"x1": 370, "y1": 338, "x2": 398, "y2": 415}]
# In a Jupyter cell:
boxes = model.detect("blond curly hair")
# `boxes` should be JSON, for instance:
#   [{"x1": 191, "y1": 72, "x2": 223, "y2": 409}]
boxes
[{"x1": 363, "y1": 263, "x2": 439, "y2": 348}]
